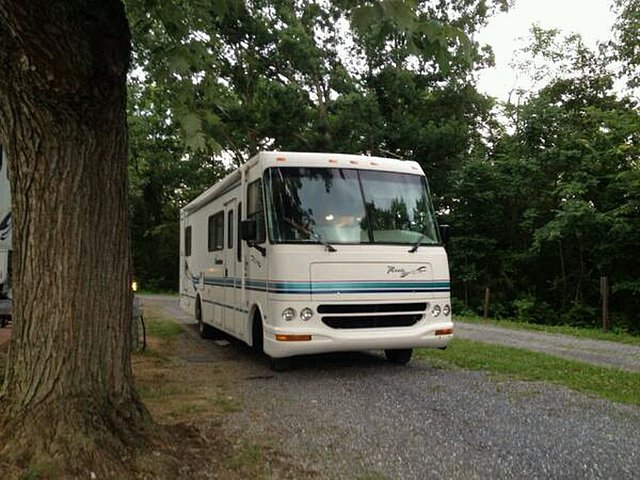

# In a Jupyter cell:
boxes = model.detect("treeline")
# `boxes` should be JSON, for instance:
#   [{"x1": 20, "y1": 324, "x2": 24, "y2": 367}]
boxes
[{"x1": 126, "y1": 0, "x2": 640, "y2": 332}]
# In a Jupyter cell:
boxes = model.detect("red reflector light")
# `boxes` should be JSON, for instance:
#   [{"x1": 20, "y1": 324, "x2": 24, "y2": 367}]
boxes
[
  {"x1": 435, "y1": 328, "x2": 453, "y2": 336},
  {"x1": 275, "y1": 334, "x2": 312, "y2": 342}
]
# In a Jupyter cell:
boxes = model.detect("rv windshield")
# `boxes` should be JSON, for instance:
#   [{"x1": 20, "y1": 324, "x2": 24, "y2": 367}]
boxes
[{"x1": 265, "y1": 167, "x2": 440, "y2": 245}]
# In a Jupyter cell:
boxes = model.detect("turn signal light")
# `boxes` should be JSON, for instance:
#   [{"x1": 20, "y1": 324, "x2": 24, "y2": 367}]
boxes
[
  {"x1": 435, "y1": 328, "x2": 453, "y2": 336},
  {"x1": 275, "y1": 334, "x2": 312, "y2": 342}
]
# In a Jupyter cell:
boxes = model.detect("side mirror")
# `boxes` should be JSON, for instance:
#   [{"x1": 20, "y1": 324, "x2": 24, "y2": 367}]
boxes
[
  {"x1": 439, "y1": 224, "x2": 451, "y2": 245},
  {"x1": 240, "y1": 219, "x2": 257, "y2": 242}
]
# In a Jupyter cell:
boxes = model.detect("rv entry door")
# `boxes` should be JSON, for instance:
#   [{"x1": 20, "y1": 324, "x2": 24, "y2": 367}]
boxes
[{"x1": 224, "y1": 199, "x2": 238, "y2": 333}]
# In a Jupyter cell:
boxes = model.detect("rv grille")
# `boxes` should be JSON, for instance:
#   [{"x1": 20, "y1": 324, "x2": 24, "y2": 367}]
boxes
[
  {"x1": 322, "y1": 314, "x2": 422, "y2": 329},
  {"x1": 317, "y1": 302, "x2": 428, "y2": 314}
]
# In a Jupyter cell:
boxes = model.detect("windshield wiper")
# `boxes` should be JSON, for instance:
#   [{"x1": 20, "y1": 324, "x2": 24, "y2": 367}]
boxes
[
  {"x1": 408, "y1": 234, "x2": 429, "y2": 253},
  {"x1": 284, "y1": 218, "x2": 337, "y2": 252},
  {"x1": 309, "y1": 229, "x2": 337, "y2": 252}
]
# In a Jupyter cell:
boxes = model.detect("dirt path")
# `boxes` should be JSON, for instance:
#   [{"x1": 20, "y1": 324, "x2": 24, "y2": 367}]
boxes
[{"x1": 455, "y1": 321, "x2": 640, "y2": 372}]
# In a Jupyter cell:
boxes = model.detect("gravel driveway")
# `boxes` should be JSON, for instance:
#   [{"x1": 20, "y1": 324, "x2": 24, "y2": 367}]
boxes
[{"x1": 144, "y1": 295, "x2": 640, "y2": 479}]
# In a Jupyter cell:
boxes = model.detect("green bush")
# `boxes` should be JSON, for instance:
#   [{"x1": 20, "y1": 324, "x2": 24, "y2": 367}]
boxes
[{"x1": 513, "y1": 295, "x2": 554, "y2": 324}]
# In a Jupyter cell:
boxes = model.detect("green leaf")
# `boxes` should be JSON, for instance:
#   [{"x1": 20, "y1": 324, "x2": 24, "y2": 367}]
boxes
[
  {"x1": 180, "y1": 112, "x2": 205, "y2": 150},
  {"x1": 351, "y1": 5, "x2": 380, "y2": 34},
  {"x1": 384, "y1": 0, "x2": 415, "y2": 31}
]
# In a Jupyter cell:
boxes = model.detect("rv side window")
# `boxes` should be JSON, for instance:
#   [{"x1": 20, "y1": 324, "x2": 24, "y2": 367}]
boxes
[
  {"x1": 208, "y1": 212, "x2": 224, "y2": 251},
  {"x1": 227, "y1": 210, "x2": 234, "y2": 249},
  {"x1": 247, "y1": 180, "x2": 266, "y2": 243},
  {"x1": 185, "y1": 226, "x2": 192, "y2": 257}
]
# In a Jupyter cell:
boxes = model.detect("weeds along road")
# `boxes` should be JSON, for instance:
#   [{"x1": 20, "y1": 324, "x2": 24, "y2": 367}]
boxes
[{"x1": 143, "y1": 295, "x2": 640, "y2": 479}]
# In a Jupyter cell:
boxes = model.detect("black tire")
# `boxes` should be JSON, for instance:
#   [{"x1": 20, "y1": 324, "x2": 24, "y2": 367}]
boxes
[
  {"x1": 269, "y1": 356, "x2": 290, "y2": 372},
  {"x1": 196, "y1": 298, "x2": 215, "y2": 339},
  {"x1": 252, "y1": 310, "x2": 288, "y2": 371},
  {"x1": 252, "y1": 311, "x2": 264, "y2": 353},
  {"x1": 385, "y1": 348, "x2": 413, "y2": 365}
]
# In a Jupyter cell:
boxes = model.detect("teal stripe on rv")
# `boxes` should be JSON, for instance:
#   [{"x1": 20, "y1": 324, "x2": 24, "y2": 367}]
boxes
[
  {"x1": 198, "y1": 276, "x2": 449, "y2": 295},
  {"x1": 271, "y1": 280, "x2": 449, "y2": 295}
]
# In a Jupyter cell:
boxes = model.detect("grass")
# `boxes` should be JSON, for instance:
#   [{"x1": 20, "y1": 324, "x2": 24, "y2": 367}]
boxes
[
  {"x1": 417, "y1": 338, "x2": 640, "y2": 405},
  {"x1": 456, "y1": 314, "x2": 640, "y2": 346},
  {"x1": 21, "y1": 465, "x2": 57, "y2": 480},
  {"x1": 225, "y1": 442, "x2": 264, "y2": 473},
  {"x1": 137, "y1": 381, "x2": 196, "y2": 400},
  {"x1": 137, "y1": 290, "x2": 178, "y2": 296},
  {"x1": 215, "y1": 393, "x2": 244, "y2": 413},
  {"x1": 144, "y1": 315, "x2": 184, "y2": 338}
]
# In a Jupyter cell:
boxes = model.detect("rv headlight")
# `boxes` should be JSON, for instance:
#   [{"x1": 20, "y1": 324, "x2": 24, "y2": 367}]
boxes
[
  {"x1": 282, "y1": 308, "x2": 296, "y2": 322},
  {"x1": 443, "y1": 305, "x2": 451, "y2": 316},
  {"x1": 432, "y1": 305, "x2": 441, "y2": 317},
  {"x1": 300, "y1": 308, "x2": 313, "y2": 321}
]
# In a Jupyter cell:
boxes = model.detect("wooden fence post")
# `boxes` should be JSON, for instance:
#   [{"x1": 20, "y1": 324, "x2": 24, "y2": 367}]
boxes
[
  {"x1": 483, "y1": 287, "x2": 490, "y2": 320},
  {"x1": 601, "y1": 276, "x2": 610, "y2": 332}
]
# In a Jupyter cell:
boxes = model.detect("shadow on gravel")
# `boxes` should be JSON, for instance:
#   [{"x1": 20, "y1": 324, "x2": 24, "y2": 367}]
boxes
[
  {"x1": 278, "y1": 351, "x2": 387, "y2": 372},
  {"x1": 185, "y1": 322, "x2": 394, "y2": 373}
]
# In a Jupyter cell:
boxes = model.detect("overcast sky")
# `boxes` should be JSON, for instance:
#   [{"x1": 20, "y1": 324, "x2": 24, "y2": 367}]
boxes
[{"x1": 475, "y1": 0, "x2": 617, "y2": 101}]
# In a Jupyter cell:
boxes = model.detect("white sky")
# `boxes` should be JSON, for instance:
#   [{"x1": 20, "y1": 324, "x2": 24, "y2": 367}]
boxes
[{"x1": 475, "y1": 0, "x2": 617, "y2": 101}]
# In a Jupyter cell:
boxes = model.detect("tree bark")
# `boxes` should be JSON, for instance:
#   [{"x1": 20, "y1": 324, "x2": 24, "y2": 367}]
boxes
[{"x1": 0, "y1": 0, "x2": 149, "y2": 475}]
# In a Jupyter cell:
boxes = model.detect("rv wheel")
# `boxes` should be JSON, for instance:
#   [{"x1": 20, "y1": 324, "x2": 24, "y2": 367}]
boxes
[
  {"x1": 196, "y1": 298, "x2": 215, "y2": 339},
  {"x1": 385, "y1": 348, "x2": 413, "y2": 365},
  {"x1": 269, "y1": 356, "x2": 290, "y2": 372},
  {"x1": 252, "y1": 311, "x2": 264, "y2": 353}
]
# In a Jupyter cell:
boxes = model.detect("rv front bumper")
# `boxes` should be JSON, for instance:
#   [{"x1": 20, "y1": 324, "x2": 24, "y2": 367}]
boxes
[{"x1": 263, "y1": 320, "x2": 454, "y2": 358}]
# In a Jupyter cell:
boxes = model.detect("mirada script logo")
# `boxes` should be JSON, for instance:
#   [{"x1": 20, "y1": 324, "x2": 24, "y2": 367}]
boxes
[{"x1": 386, "y1": 265, "x2": 427, "y2": 278}]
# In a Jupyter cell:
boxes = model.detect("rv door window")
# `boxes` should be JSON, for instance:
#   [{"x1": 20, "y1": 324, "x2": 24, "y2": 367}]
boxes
[{"x1": 208, "y1": 212, "x2": 225, "y2": 251}]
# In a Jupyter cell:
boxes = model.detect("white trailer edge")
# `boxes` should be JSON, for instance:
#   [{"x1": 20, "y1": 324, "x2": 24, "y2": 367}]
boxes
[{"x1": 0, "y1": 146, "x2": 12, "y2": 324}]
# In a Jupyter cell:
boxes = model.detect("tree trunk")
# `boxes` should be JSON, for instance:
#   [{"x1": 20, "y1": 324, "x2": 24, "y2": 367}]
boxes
[{"x1": 0, "y1": 1, "x2": 149, "y2": 475}]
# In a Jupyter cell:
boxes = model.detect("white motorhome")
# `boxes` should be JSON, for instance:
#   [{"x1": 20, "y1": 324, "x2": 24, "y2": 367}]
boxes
[
  {"x1": 0, "y1": 146, "x2": 11, "y2": 301},
  {"x1": 179, "y1": 151, "x2": 453, "y2": 369}
]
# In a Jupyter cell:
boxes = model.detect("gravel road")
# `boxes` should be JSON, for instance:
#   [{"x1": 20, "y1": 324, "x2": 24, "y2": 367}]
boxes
[
  {"x1": 143, "y1": 295, "x2": 640, "y2": 479},
  {"x1": 455, "y1": 322, "x2": 640, "y2": 372}
]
